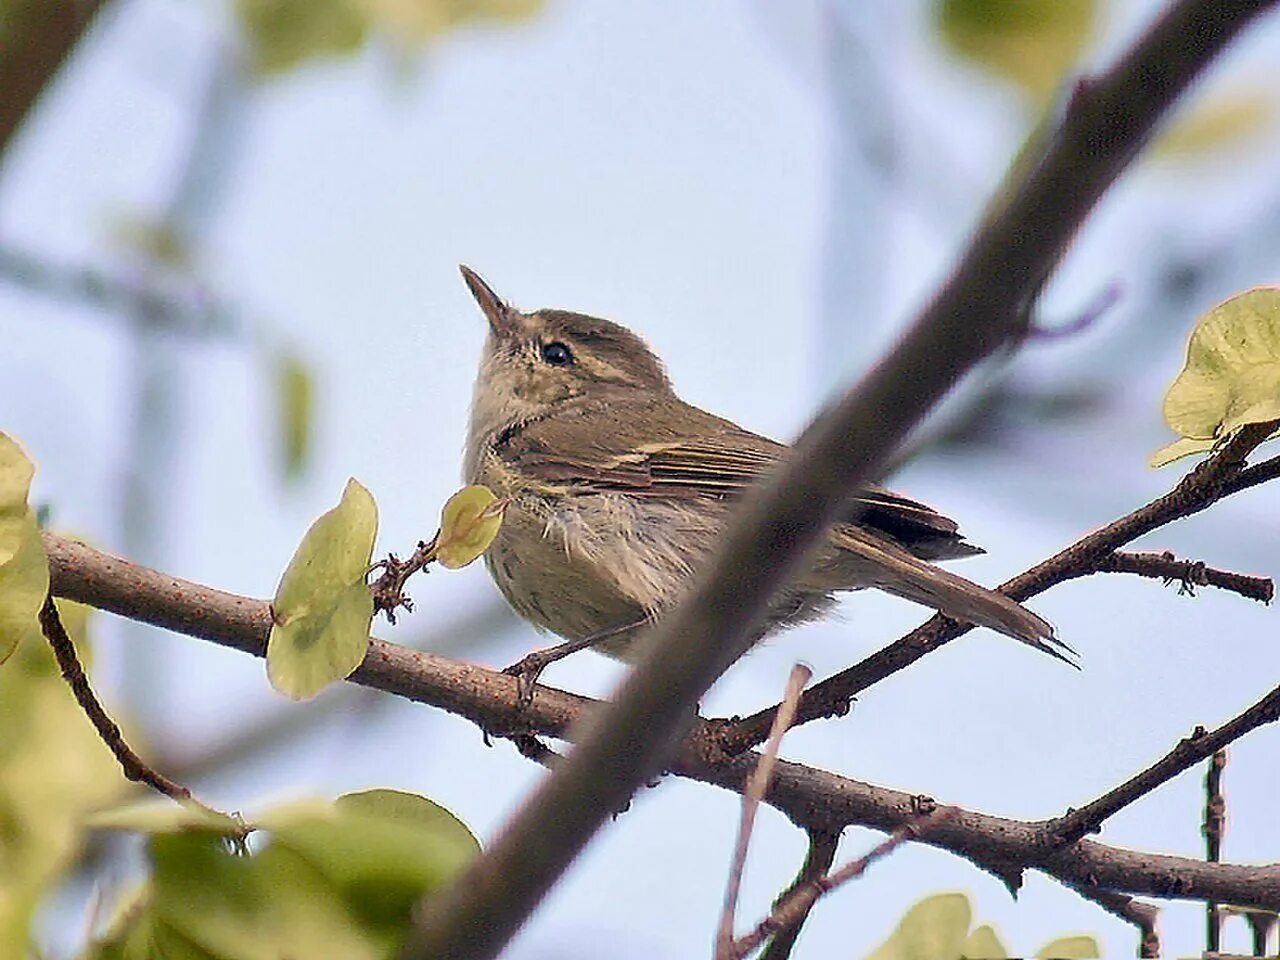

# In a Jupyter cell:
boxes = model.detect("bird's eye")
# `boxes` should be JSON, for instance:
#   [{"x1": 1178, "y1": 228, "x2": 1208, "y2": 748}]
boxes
[{"x1": 540, "y1": 341, "x2": 575, "y2": 367}]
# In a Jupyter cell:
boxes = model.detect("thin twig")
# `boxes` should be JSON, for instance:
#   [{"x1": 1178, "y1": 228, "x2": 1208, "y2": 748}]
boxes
[
  {"x1": 1206, "y1": 748, "x2": 1227, "y2": 954},
  {"x1": 1048, "y1": 690, "x2": 1277, "y2": 845},
  {"x1": 728, "y1": 808, "x2": 958, "y2": 960},
  {"x1": 716, "y1": 665, "x2": 812, "y2": 960},
  {"x1": 1069, "y1": 884, "x2": 1160, "y2": 958},
  {"x1": 1099, "y1": 551, "x2": 1273, "y2": 603},
  {"x1": 37, "y1": 595, "x2": 191, "y2": 802},
  {"x1": 724, "y1": 420, "x2": 1280, "y2": 754},
  {"x1": 369, "y1": 536, "x2": 438, "y2": 623},
  {"x1": 759, "y1": 831, "x2": 841, "y2": 960},
  {"x1": 41, "y1": 532, "x2": 1280, "y2": 910}
]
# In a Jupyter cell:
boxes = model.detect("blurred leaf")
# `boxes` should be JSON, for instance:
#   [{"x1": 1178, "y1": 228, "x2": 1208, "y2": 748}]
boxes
[
  {"x1": 1035, "y1": 935, "x2": 1099, "y2": 958},
  {"x1": 435, "y1": 484, "x2": 505, "y2": 569},
  {"x1": 1153, "y1": 287, "x2": 1280, "y2": 466},
  {"x1": 353, "y1": 0, "x2": 543, "y2": 42},
  {"x1": 267, "y1": 478, "x2": 377, "y2": 699},
  {"x1": 1154, "y1": 89, "x2": 1274, "y2": 162},
  {"x1": 237, "y1": 0, "x2": 368, "y2": 74},
  {"x1": 87, "y1": 799, "x2": 245, "y2": 837},
  {"x1": 274, "y1": 350, "x2": 314, "y2": 482},
  {"x1": 238, "y1": 0, "x2": 544, "y2": 75},
  {"x1": 961, "y1": 924, "x2": 1007, "y2": 959},
  {"x1": 1, "y1": 599, "x2": 125, "y2": 956},
  {"x1": 110, "y1": 216, "x2": 191, "y2": 269},
  {"x1": 85, "y1": 789, "x2": 477, "y2": 959},
  {"x1": 865, "y1": 892, "x2": 971, "y2": 960},
  {"x1": 272, "y1": 788, "x2": 479, "y2": 930},
  {"x1": 0, "y1": 432, "x2": 48, "y2": 664},
  {"x1": 936, "y1": 0, "x2": 1095, "y2": 100}
]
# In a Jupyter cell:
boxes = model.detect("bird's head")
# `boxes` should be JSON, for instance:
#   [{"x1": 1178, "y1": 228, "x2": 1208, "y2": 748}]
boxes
[{"x1": 461, "y1": 265, "x2": 671, "y2": 442}]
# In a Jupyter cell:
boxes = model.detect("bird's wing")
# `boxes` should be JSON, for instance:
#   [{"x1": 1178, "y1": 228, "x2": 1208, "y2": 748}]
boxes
[{"x1": 499, "y1": 395, "x2": 979, "y2": 557}]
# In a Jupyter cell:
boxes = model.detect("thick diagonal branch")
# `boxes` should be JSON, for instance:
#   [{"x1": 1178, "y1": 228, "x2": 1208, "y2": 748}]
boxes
[{"x1": 400, "y1": 5, "x2": 1280, "y2": 956}]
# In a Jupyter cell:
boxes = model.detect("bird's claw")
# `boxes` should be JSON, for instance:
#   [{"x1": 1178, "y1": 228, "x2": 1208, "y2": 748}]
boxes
[{"x1": 502, "y1": 652, "x2": 551, "y2": 708}]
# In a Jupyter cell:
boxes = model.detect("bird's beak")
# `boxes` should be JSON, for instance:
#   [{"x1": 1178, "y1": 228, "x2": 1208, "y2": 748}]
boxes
[{"x1": 460, "y1": 265, "x2": 523, "y2": 339}]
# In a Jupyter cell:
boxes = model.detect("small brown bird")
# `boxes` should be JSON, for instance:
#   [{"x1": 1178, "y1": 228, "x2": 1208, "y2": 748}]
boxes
[{"x1": 460, "y1": 267, "x2": 1073, "y2": 686}]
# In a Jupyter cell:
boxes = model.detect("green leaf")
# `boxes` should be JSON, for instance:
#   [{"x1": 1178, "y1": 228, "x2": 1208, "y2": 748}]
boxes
[
  {"x1": 0, "y1": 433, "x2": 48, "y2": 664},
  {"x1": 935, "y1": 0, "x2": 1095, "y2": 100},
  {"x1": 237, "y1": 0, "x2": 545, "y2": 75},
  {"x1": 1154, "y1": 89, "x2": 1274, "y2": 162},
  {"x1": 86, "y1": 799, "x2": 245, "y2": 837},
  {"x1": 237, "y1": 0, "x2": 368, "y2": 74},
  {"x1": 275, "y1": 350, "x2": 314, "y2": 482},
  {"x1": 272, "y1": 789, "x2": 479, "y2": 929},
  {"x1": 1, "y1": 599, "x2": 125, "y2": 956},
  {"x1": 866, "y1": 892, "x2": 972, "y2": 960},
  {"x1": 435, "y1": 484, "x2": 506, "y2": 570},
  {"x1": 148, "y1": 832, "x2": 383, "y2": 960},
  {"x1": 1035, "y1": 935, "x2": 1099, "y2": 958},
  {"x1": 267, "y1": 478, "x2": 377, "y2": 700},
  {"x1": 1153, "y1": 287, "x2": 1280, "y2": 466},
  {"x1": 962, "y1": 924, "x2": 1008, "y2": 959}
]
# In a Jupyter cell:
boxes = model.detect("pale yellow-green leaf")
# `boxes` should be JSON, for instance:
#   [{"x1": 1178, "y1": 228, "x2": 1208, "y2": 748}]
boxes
[
  {"x1": 1152, "y1": 288, "x2": 1280, "y2": 470},
  {"x1": 353, "y1": 0, "x2": 543, "y2": 42},
  {"x1": 1148, "y1": 435, "x2": 1218, "y2": 468},
  {"x1": 961, "y1": 923, "x2": 1008, "y2": 959},
  {"x1": 1, "y1": 600, "x2": 125, "y2": 956},
  {"x1": 1035, "y1": 934, "x2": 1099, "y2": 958},
  {"x1": 267, "y1": 478, "x2": 377, "y2": 700},
  {"x1": 86, "y1": 799, "x2": 245, "y2": 837},
  {"x1": 436, "y1": 484, "x2": 506, "y2": 569},
  {"x1": 935, "y1": 0, "x2": 1095, "y2": 100},
  {"x1": 237, "y1": 0, "x2": 545, "y2": 75},
  {"x1": 275, "y1": 350, "x2": 314, "y2": 482},
  {"x1": 1154, "y1": 90, "x2": 1273, "y2": 162},
  {"x1": 237, "y1": 0, "x2": 368, "y2": 74},
  {"x1": 865, "y1": 892, "x2": 972, "y2": 960},
  {"x1": 0, "y1": 433, "x2": 48, "y2": 664}
]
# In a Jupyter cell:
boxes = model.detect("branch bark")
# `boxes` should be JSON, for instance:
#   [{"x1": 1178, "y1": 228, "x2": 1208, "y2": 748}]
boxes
[
  {"x1": 42, "y1": 532, "x2": 1280, "y2": 912},
  {"x1": 0, "y1": 0, "x2": 113, "y2": 163},
  {"x1": 401, "y1": 4, "x2": 1280, "y2": 955}
]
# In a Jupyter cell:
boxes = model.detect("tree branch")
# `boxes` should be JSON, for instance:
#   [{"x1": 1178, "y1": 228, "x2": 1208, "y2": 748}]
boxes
[
  {"x1": 1048, "y1": 697, "x2": 1277, "y2": 845},
  {"x1": 38, "y1": 594, "x2": 190, "y2": 802},
  {"x1": 41, "y1": 532, "x2": 1280, "y2": 912},
  {"x1": 724, "y1": 420, "x2": 1279, "y2": 753},
  {"x1": 1067, "y1": 884, "x2": 1161, "y2": 958},
  {"x1": 1099, "y1": 550, "x2": 1273, "y2": 603},
  {"x1": 0, "y1": 0, "x2": 113, "y2": 163},
  {"x1": 759, "y1": 831, "x2": 841, "y2": 960},
  {"x1": 400, "y1": 5, "x2": 1280, "y2": 955}
]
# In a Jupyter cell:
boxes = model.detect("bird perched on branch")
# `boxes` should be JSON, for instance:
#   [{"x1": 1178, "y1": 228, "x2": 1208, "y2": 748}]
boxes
[{"x1": 460, "y1": 266, "x2": 1072, "y2": 695}]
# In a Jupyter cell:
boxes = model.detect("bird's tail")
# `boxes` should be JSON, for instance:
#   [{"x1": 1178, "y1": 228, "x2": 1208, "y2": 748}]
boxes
[{"x1": 830, "y1": 526, "x2": 1076, "y2": 666}]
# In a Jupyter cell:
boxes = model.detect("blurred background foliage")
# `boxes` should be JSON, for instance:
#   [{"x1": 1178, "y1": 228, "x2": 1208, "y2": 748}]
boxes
[{"x1": 1, "y1": 1, "x2": 1279, "y2": 957}]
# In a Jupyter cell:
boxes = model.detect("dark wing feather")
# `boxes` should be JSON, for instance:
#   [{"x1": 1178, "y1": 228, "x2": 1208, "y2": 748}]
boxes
[{"x1": 500, "y1": 394, "x2": 980, "y2": 560}]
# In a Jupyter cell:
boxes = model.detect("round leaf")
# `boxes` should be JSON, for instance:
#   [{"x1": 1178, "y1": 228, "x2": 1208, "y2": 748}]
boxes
[
  {"x1": 866, "y1": 892, "x2": 972, "y2": 960},
  {"x1": 962, "y1": 924, "x2": 1008, "y2": 959},
  {"x1": 1157, "y1": 288, "x2": 1280, "y2": 458},
  {"x1": 267, "y1": 478, "x2": 377, "y2": 700},
  {"x1": 1035, "y1": 935, "x2": 1100, "y2": 959},
  {"x1": 436, "y1": 485, "x2": 506, "y2": 570},
  {"x1": 936, "y1": 0, "x2": 1094, "y2": 100},
  {"x1": 0, "y1": 434, "x2": 48, "y2": 665}
]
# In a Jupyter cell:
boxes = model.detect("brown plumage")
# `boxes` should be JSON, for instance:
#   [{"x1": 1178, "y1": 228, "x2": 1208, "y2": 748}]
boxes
[{"x1": 461, "y1": 266, "x2": 1074, "y2": 666}]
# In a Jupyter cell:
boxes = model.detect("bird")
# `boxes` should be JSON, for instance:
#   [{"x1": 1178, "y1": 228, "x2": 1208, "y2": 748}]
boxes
[{"x1": 459, "y1": 266, "x2": 1073, "y2": 693}]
